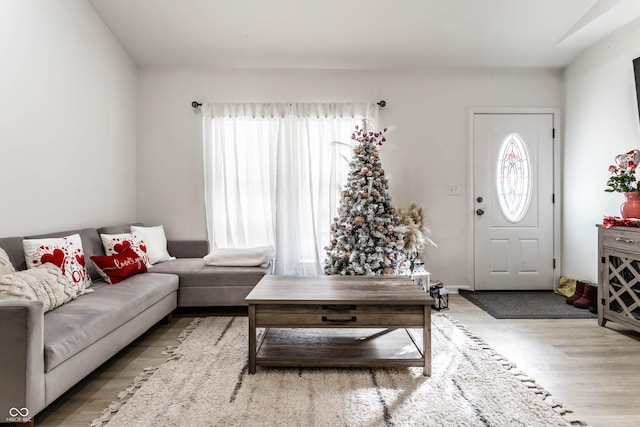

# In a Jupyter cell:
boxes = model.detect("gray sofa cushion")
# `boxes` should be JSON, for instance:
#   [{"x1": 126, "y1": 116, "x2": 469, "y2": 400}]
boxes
[
  {"x1": 42, "y1": 273, "x2": 178, "y2": 372},
  {"x1": 96, "y1": 223, "x2": 142, "y2": 235},
  {"x1": 167, "y1": 240, "x2": 209, "y2": 258},
  {"x1": 149, "y1": 258, "x2": 267, "y2": 288}
]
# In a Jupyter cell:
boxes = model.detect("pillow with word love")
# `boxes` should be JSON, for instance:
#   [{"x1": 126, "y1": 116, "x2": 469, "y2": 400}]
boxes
[
  {"x1": 23, "y1": 233, "x2": 92, "y2": 292},
  {"x1": 90, "y1": 247, "x2": 148, "y2": 284},
  {"x1": 100, "y1": 233, "x2": 152, "y2": 269}
]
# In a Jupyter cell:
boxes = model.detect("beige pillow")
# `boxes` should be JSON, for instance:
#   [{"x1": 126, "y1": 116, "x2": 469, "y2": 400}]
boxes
[{"x1": 0, "y1": 264, "x2": 77, "y2": 312}]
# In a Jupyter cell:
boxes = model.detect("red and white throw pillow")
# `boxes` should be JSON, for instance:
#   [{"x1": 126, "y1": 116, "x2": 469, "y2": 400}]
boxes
[
  {"x1": 100, "y1": 233, "x2": 152, "y2": 269},
  {"x1": 23, "y1": 233, "x2": 92, "y2": 292},
  {"x1": 90, "y1": 247, "x2": 148, "y2": 284}
]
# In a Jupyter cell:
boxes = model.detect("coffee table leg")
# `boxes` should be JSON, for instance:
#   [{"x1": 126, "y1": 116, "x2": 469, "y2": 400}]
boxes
[
  {"x1": 423, "y1": 305, "x2": 431, "y2": 376},
  {"x1": 248, "y1": 304, "x2": 256, "y2": 374}
]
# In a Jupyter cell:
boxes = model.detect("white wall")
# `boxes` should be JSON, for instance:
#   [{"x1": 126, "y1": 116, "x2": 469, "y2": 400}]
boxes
[
  {"x1": 0, "y1": 1, "x2": 137, "y2": 236},
  {"x1": 138, "y1": 67, "x2": 562, "y2": 287},
  {"x1": 563, "y1": 19, "x2": 640, "y2": 282}
]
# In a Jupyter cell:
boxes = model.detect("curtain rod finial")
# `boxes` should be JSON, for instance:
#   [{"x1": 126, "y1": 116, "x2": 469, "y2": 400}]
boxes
[
  {"x1": 192, "y1": 101, "x2": 202, "y2": 109},
  {"x1": 377, "y1": 100, "x2": 386, "y2": 108}
]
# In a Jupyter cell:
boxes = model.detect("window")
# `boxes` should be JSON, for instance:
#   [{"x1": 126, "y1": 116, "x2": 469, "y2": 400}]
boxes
[
  {"x1": 202, "y1": 102, "x2": 377, "y2": 275},
  {"x1": 496, "y1": 133, "x2": 532, "y2": 223}
]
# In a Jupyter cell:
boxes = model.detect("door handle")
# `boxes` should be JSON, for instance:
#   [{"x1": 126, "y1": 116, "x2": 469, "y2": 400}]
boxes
[{"x1": 476, "y1": 209, "x2": 485, "y2": 216}]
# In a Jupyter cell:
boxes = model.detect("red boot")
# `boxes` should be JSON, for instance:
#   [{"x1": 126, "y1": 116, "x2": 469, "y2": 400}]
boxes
[
  {"x1": 566, "y1": 280, "x2": 585, "y2": 305},
  {"x1": 573, "y1": 283, "x2": 597, "y2": 309}
]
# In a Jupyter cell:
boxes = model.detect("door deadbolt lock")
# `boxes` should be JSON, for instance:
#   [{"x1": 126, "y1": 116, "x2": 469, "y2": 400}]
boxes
[
  {"x1": 476, "y1": 197, "x2": 483, "y2": 203},
  {"x1": 476, "y1": 209, "x2": 485, "y2": 216}
]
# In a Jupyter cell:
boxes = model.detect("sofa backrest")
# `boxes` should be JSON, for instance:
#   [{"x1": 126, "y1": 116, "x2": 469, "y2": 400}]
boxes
[
  {"x1": 0, "y1": 227, "x2": 116, "y2": 280},
  {"x1": 0, "y1": 223, "x2": 208, "y2": 277},
  {"x1": 96, "y1": 223, "x2": 142, "y2": 235},
  {"x1": 167, "y1": 240, "x2": 210, "y2": 258}
]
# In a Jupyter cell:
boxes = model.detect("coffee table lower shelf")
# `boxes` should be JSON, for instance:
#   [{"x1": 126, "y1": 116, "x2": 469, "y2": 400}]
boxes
[{"x1": 254, "y1": 327, "x2": 424, "y2": 371}]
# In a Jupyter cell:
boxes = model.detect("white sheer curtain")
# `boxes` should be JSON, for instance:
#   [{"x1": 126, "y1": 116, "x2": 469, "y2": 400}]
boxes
[{"x1": 202, "y1": 102, "x2": 378, "y2": 275}]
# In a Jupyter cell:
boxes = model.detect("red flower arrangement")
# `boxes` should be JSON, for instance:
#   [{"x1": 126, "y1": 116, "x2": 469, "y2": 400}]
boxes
[{"x1": 606, "y1": 149, "x2": 640, "y2": 193}]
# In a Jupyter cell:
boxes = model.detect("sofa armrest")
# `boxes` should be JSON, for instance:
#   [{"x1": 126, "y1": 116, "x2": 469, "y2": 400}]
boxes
[
  {"x1": 0, "y1": 300, "x2": 45, "y2": 423},
  {"x1": 167, "y1": 240, "x2": 210, "y2": 258}
]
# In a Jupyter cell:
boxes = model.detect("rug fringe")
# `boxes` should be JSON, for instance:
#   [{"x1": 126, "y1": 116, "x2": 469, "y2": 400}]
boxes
[
  {"x1": 441, "y1": 313, "x2": 590, "y2": 427},
  {"x1": 89, "y1": 317, "x2": 202, "y2": 427}
]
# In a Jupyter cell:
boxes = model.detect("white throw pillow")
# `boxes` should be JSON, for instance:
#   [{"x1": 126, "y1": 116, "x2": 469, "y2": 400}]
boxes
[
  {"x1": 23, "y1": 233, "x2": 92, "y2": 292},
  {"x1": 0, "y1": 247, "x2": 16, "y2": 276},
  {"x1": 100, "y1": 233, "x2": 152, "y2": 269},
  {"x1": 130, "y1": 225, "x2": 175, "y2": 265}
]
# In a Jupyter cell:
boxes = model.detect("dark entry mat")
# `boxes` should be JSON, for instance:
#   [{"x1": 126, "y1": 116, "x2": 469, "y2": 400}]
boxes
[{"x1": 459, "y1": 289, "x2": 597, "y2": 319}]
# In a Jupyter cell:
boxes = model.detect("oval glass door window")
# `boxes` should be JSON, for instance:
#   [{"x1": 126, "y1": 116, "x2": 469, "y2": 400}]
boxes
[{"x1": 496, "y1": 133, "x2": 532, "y2": 223}]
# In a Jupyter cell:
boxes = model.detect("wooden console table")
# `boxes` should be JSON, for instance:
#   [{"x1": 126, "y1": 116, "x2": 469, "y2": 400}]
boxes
[
  {"x1": 598, "y1": 225, "x2": 640, "y2": 333},
  {"x1": 245, "y1": 275, "x2": 433, "y2": 376}
]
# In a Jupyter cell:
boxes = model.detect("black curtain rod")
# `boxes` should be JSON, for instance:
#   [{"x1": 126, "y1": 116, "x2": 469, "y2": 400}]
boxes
[{"x1": 191, "y1": 100, "x2": 387, "y2": 109}]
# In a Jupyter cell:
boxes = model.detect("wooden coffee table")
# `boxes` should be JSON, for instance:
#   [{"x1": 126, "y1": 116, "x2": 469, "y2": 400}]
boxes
[{"x1": 245, "y1": 275, "x2": 433, "y2": 376}]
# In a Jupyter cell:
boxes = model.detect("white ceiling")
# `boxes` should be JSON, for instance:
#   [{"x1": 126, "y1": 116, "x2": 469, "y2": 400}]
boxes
[{"x1": 89, "y1": 0, "x2": 640, "y2": 69}]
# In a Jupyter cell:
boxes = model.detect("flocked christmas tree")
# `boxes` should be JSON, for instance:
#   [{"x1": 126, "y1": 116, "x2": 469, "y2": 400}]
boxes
[{"x1": 324, "y1": 125, "x2": 405, "y2": 275}]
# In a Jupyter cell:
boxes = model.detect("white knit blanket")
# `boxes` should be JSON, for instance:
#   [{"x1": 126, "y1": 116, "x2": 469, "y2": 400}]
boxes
[
  {"x1": 0, "y1": 246, "x2": 15, "y2": 276},
  {"x1": 0, "y1": 264, "x2": 79, "y2": 312},
  {"x1": 203, "y1": 245, "x2": 275, "y2": 268}
]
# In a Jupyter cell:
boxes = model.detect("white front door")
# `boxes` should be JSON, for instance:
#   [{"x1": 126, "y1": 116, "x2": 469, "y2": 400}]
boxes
[{"x1": 473, "y1": 113, "x2": 555, "y2": 290}]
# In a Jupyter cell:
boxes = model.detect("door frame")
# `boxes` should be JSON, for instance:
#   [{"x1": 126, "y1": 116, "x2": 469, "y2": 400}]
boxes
[{"x1": 467, "y1": 107, "x2": 562, "y2": 291}]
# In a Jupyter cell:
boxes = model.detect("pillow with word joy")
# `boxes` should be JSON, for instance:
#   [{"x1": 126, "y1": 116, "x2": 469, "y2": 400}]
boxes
[{"x1": 23, "y1": 233, "x2": 92, "y2": 292}]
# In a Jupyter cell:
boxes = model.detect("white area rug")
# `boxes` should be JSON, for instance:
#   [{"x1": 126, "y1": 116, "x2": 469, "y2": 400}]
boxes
[{"x1": 92, "y1": 315, "x2": 585, "y2": 427}]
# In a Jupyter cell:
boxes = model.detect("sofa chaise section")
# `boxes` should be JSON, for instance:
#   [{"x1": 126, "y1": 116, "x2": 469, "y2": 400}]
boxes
[
  {"x1": 151, "y1": 259, "x2": 268, "y2": 306},
  {"x1": 131, "y1": 232, "x2": 270, "y2": 307}
]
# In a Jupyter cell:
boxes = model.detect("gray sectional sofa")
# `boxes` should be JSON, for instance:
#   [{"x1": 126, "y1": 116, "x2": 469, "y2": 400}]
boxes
[{"x1": 0, "y1": 224, "x2": 269, "y2": 426}]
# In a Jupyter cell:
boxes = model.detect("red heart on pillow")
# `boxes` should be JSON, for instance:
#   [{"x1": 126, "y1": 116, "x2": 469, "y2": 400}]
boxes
[
  {"x1": 139, "y1": 244, "x2": 147, "y2": 253},
  {"x1": 76, "y1": 254, "x2": 85, "y2": 267},
  {"x1": 41, "y1": 248, "x2": 65, "y2": 268},
  {"x1": 114, "y1": 240, "x2": 131, "y2": 253}
]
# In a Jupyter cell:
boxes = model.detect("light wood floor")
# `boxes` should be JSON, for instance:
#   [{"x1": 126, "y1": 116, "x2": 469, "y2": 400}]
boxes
[{"x1": 34, "y1": 295, "x2": 640, "y2": 427}]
